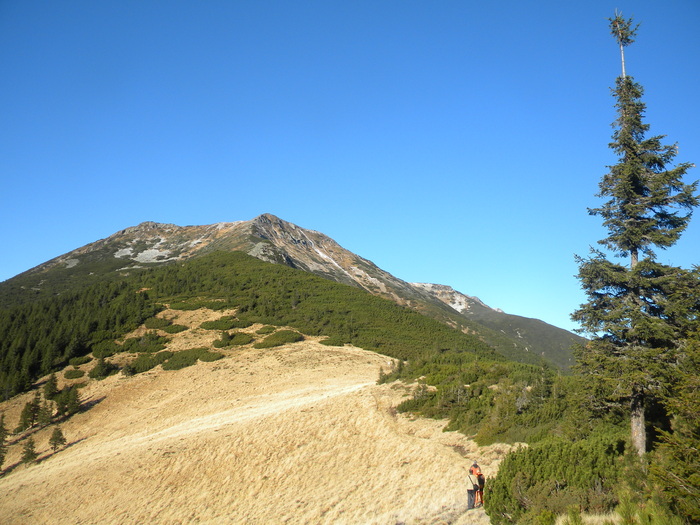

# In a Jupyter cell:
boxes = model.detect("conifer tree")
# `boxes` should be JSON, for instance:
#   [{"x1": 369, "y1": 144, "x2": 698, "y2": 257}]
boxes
[
  {"x1": 54, "y1": 387, "x2": 68, "y2": 416},
  {"x1": 29, "y1": 390, "x2": 41, "y2": 426},
  {"x1": 572, "y1": 14, "x2": 698, "y2": 458},
  {"x1": 66, "y1": 386, "x2": 81, "y2": 416},
  {"x1": 49, "y1": 426, "x2": 67, "y2": 453},
  {"x1": 0, "y1": 414, "x2": 8, "y2": 471},
  {"x1": 43, "y1": 373, "x2": 58, "y2": 400},
  {"x1": 14, "y1": 393, "x2": 40, "y2": 433},
  {"x1": 21, "y1": 436, "x2": 38, "y2": 465},
  {"x1": 37, "y1": 400, "x2": 54, "y2": 428}
]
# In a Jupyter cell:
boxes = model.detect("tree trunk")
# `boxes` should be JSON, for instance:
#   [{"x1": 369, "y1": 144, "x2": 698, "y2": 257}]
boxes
[
  {"x1": 619, "y1": 42, "x2": 626, "y2": 78},
  {"x1": 630, "y1": 247, "x2": 638, "y2": 269},
  {"x1": 630, "y1": 392, "x2": 646, "y2": 457}
]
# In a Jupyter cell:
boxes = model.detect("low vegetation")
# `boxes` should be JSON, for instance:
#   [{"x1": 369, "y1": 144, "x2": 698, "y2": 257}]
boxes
[
  {"x1": 253, "y1": 329, "x2": 304, "y2": 349},
  {"x1": 63, "y1": 369, "x2": 85, "y2": 380},
  {"x1": 213, "y1": 331, "x2": 254, "y2": 348},
  {"x1": 123, "y1": 351, "x2": 174, "y2": 375},
  {"x1": 161, "y1": 347, "x2": 223, "y2": 370},
  {"x1": 200, "y1": 316, "x2": 250, "y2": 330}
]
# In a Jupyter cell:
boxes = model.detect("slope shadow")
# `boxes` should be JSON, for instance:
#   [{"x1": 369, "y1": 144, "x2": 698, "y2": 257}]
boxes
[{"x1": 1, "y1": 437, "x2": 88, "y2": 476}]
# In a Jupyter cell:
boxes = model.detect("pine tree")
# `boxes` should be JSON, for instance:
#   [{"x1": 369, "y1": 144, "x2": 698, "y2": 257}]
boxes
[
  {"x1": 14, "y1": 393, "x2": 40, "y2": 433},
  {"x1": 54, "y1": 387, "x2": 68, "y2": 416},
  {"x1": 49, "y1": 426, "x2": 67, "y2": 453},
  {"x1": 572, "y1": 14, "x2": 699, "y2": 458},
  {"x1": 37, "y1": 400, "x2": 53, "y2": 428},
  {"x1": 31, "y1": 390, "x2": 42, "y2": 425},
  {"x1": 21, "y1": 436, "x2": 38, "y2": 465},
  {"x1": 66, "y1": 386, "x2": 81, "y2": 415},
  {"x1": 0, "y1": 414, "x2": 8, "y2": 471},
  {"x1": 43, "y1": 373, "x2": 58, "y2": 400}
]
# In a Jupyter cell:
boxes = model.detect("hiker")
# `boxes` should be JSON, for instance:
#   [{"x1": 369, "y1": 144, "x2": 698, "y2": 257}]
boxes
[
  {"x1": 470, "y1": 461, "x2": 485, "y2": 507},
  {"x1": 467, "y1": 469, "x2": 480, "y2": 509}
]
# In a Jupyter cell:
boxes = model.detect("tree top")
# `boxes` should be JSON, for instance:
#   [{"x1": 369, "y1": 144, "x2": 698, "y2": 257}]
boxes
[{"x1": 609, "y1": 11, "x2": 639, "y2": 48}]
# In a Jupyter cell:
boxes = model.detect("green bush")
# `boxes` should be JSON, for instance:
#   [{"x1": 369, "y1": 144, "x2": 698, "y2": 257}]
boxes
[
  {"x1": 256, "y1": 325, "x2": 277, "y2": 335},
  {"x1": 144, "y1": 316, "x2": 172, "y2": 330},
  {"x1": 253, "y1": 329, "x2": 304, "y2": 349},
  {"x1": 200, "y1": 316, "x2": 240, "y2": 330},
  {"x1": 485, "y1": 436, "x2": 625, "y2": 524},
  {"x1": 91, "y1": 340, "x2": 121, "y2": 358},
  {"x1": 64, "y1": 369, "x2": 85, "y2": 379},
  {"x1": 162, "y1": 324, "x2": 188, "y2": 334},
  {"x1": 124, "y1": 351, "x2": 174, "y2": 375},
  {"x1": 121, "y1": 332, "x2": 168, "y2": 353},
  {"x1": 169, "y1": 299, "x2": 228, "y2": 311},
  {"x1": 229, "y1": 332, "x2": 254, "y2": 346},
  {"x1": 213, "y1": 331, "x2": 254, "y2": 348},
  {"x1": 198, "y1": 350, "x2": 224, "y2": 362},
  {"x1": 161, "y1": 348, "x2": 223, "y2": 370},
  {"x1": 88, "y1": 357, "x2": 117, "y2": 380},
  {"x1": 69, "y1": 356, "x2": 92, "y2": 367}
]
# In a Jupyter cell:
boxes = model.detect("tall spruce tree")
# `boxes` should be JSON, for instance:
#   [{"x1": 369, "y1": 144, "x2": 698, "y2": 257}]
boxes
[{"x1": 572, "y1": 13, "x2": 698, "y2": 458}]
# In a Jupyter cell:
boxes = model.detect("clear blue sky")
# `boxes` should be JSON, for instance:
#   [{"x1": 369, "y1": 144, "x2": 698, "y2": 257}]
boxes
[{"x1": 1, "y1": 1, "x2": 699, "y2": 332}]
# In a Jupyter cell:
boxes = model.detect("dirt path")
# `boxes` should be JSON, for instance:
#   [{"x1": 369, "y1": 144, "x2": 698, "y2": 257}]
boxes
[{"x1": 0, "y1": 311, "x2": 512, "y2": 524}]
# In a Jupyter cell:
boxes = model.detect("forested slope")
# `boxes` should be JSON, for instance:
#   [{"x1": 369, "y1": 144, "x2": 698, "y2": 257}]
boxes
[{"x1": 0, "y1": 251, "x2": 500, "y2": 400}]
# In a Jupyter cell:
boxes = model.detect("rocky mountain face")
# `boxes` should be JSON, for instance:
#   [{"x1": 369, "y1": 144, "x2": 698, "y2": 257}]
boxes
[
  {"x1": 412, "y1": 283, "x2": 580, "y2": 369},
  {"x1": 4, "y1": 213, "x2": 582, "y2": 369}
]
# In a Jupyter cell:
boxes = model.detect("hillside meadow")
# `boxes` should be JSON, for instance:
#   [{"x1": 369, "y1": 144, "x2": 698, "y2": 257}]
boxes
[{"x1": 0, "y1": 307, "x2": 512, "y2": 524}]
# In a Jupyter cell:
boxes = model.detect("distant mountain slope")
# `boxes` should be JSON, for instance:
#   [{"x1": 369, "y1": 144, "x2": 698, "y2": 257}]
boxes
[
  {"x1": 412, "y1": 284, "x2": 582, "y2": 370},
  {"x1": 0, "y1": 213, "x2": 581, "y2": 369}
]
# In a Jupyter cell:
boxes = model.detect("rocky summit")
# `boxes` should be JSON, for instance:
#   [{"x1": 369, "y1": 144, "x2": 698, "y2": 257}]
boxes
[{"x1": 4, "y1": 213, "x2": 583, "y2": 369}]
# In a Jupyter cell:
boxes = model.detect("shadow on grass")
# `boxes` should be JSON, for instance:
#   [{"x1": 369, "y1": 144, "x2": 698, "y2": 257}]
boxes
[{"x1": 1, "y1": 437, "x2": 88, "y2": 476}]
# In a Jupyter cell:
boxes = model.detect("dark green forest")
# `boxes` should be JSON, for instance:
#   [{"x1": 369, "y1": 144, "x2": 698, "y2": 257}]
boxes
[{"x1": 0, "y1": 250, "x2": 501, "y2": 400}]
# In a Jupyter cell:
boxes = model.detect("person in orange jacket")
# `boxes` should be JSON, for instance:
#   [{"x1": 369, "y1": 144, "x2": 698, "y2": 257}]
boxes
[{"x1": 470, "y1": 462, "x2": 485, "y2": 507}]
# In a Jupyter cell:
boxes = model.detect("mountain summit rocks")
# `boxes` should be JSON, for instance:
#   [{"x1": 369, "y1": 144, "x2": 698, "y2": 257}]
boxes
[{"x1": 6, "y1": 213, "x2": 582, "y2": 369}]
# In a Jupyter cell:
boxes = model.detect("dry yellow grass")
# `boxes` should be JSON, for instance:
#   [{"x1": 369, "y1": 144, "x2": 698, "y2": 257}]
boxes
[{"x1": 0, "y1": 309, "x2": 516, "y2": 524}]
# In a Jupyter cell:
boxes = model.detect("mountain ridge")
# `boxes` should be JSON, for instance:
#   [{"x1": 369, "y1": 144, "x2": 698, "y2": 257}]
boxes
[{"x1": 1, "y1": 213, "x2": 582, "y2": 369}]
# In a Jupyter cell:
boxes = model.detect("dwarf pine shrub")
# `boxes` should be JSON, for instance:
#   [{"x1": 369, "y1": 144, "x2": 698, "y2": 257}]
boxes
[
  {"x1": 64, "y1": 369, "x2": 85, "y2": 380},
  {"x1": 200, "y1": 316, "x2": 240, "y2": 330},
  {"x1": 144, "y1": 316, "x2": 172, "y2": 330},
  {"x1": 88, "y1": 357, "x2": 117, "y2": 379},
  {"x1": 162, "y1": 324, "x2": 187, "y2": 334},
  {"x1": 485, "y1": 436, "x2": 625, "y2": 524},
  {"x1": 68, "y1": 356, "x2": 92, "y2": 367},
  {"x1": 124, "y1": 351, "x2": 174, "y2": 375},
  {"x1": 213, "y1": 331, "x2": 254, "y2": 348},
  {"x1": 91, "y1": 340, "x2": 121, "y2": 358},
  {"x1": 161, "y1": 348, "x2": 222, "y2": 370},
  {"x1": 253, "y1": 329, "x2": 304, "y2": 348},
  {"x1": 121, "y1": 332, "x2": 168, "y2": 353}
]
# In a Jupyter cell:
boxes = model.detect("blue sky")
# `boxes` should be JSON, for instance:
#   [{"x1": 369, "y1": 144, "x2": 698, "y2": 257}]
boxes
[{"x1": 1, "y1": 1, "x2": 698, "y2": 332}]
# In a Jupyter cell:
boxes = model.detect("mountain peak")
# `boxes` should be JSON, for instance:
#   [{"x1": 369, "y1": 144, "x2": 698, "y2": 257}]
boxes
[{"x1": 3, "y1": 214, "x2": 581, "y2": 369}]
